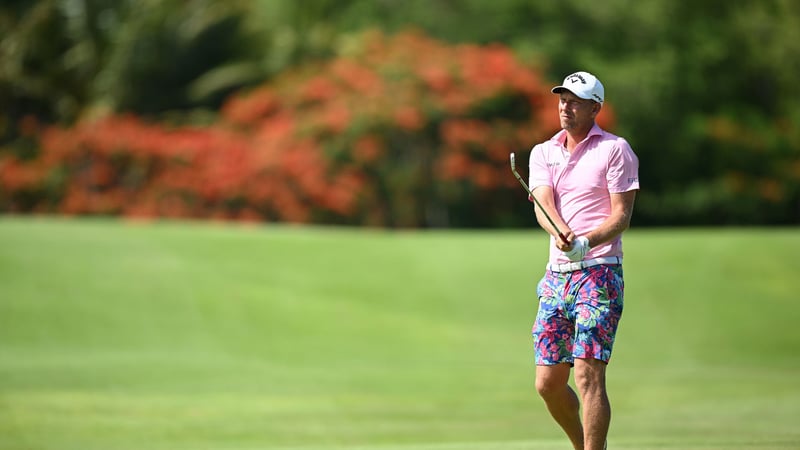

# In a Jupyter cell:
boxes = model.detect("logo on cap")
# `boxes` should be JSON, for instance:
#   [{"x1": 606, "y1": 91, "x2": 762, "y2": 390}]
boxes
[{"x1": 566, "y1": 73, "x2": 587, "y2": 85}]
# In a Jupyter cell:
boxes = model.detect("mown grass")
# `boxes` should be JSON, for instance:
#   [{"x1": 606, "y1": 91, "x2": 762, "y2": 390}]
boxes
[{"x1": 0, "y1": 217, "x2": 798, "y2": 450}]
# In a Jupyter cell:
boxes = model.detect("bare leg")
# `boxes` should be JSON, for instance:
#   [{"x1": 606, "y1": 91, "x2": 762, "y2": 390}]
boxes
[
  {"x1": 574, "y1": 358, "x2": 610, "y2": 450},
  {"x1": 536, "y1": 363, "x2": 584, "y2": 450}
]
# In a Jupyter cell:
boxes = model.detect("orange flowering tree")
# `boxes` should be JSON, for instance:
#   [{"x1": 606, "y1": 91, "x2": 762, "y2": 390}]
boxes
[{"x1": 0, "y1": 30, "x2": 615, "y2": 227}]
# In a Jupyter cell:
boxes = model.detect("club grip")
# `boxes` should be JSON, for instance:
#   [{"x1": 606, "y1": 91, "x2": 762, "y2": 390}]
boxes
[{"x1": 558, "y1": 232, "x2": 570, "y2": 246}]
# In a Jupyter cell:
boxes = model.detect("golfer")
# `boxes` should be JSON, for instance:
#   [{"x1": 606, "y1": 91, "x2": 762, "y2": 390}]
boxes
[{"x1": 527, "y1": 71, "x2": 639, "y2": 450}]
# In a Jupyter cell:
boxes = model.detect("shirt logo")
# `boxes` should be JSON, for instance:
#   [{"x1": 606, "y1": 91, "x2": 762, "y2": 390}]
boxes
[
  {"x1": 627, "y1": 177, "x2": 638, "y2": 183},
  {"x1": 547, "y1": 161, "x2": 561, "y2": 168}
]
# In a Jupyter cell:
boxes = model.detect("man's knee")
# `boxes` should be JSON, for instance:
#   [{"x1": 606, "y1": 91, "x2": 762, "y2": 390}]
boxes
[
  {"x1": 535, "y1": 376, "x2": 560, "y2": 399},
  {"x1": 535, "y1": 364, "x2": 571, "y2": 399}
]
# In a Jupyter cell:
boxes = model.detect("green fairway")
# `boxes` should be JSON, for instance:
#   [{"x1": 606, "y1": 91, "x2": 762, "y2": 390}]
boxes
[{"x1": 0, "y1": 217, "x2": 798, "y2": 450}]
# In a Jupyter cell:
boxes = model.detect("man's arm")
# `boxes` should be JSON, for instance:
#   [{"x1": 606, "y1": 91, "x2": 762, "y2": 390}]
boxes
[
  {"x1": 531, "y1": 185, "x2": 575, "y2": 249},
  {"x1": 584, "y1": 190, "x2": 637, "y2": 248}
]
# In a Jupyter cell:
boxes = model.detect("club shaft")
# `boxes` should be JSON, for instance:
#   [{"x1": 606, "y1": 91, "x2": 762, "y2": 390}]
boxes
[{"x1": 510, "y1": 165, "x2": 569, "y2": 245}]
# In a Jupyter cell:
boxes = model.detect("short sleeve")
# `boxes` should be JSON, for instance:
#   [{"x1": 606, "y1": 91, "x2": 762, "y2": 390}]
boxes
[
  {"x1": 607, "y1": 139, "x2": 640, "y2": 193},
  {"x1": 528, "y1": 144, "x2": 552, "y2": 189}
]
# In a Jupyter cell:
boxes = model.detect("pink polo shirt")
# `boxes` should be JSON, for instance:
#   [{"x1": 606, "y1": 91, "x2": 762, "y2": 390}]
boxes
[{"x1": 529, "y1": 124, "x2": 639, "y2": 265}]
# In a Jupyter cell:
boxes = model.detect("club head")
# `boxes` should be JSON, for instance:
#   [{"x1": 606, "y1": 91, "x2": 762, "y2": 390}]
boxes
[{"x1": 509, "y1": 153, "x2": 516, "y2": 170}]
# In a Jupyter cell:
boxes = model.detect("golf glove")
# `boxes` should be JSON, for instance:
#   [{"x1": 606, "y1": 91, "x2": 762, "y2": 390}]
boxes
[{"x1": 564, "y1": 236, "x2": 589, "y2": 262}]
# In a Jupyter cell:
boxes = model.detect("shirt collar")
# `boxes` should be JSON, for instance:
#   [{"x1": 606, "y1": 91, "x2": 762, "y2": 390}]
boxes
[{"x1": 550, "y1": 123, "x2": 604, "y2": 146}]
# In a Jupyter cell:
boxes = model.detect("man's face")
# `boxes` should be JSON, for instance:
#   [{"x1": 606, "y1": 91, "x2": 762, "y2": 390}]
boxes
[{"x1": 558, "y1": 91, "x2": 599, "y2": 131}]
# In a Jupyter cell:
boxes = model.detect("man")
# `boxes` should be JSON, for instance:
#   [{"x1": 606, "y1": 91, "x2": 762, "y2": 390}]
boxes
[{"x1": 527, "y1": 71, "x2": 639, "y2": 450}]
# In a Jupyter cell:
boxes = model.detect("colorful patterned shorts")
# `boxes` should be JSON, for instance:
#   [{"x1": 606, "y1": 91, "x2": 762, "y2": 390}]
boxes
[{"x1": 532, "y1": 264, "x2": 624, "y2": 365}]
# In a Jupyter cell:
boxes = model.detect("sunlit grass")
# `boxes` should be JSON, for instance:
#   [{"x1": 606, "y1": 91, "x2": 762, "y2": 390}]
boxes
[{"x1": 0, "y1": 217, "x2": 798, "y2": 449}]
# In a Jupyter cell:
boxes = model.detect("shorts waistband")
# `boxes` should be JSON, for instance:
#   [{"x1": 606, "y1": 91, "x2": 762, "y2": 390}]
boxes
[{"x1": 547, "y1": 256, "x2": 622, "y2": 273}]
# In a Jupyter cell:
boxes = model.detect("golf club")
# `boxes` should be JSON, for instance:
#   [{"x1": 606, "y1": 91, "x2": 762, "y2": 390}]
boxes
[{"x1": 509, "y1": 153, "x2": 570, "y2": 246}]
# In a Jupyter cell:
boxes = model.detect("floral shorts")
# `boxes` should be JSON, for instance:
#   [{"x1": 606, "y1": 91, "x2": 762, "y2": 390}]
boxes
[{"x1": 532, "y1": 264, "x2": 624, "y2": 365}]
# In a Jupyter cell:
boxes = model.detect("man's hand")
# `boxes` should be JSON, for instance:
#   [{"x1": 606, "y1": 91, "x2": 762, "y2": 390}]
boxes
[
  {"x1": 555, "y1": 230, "x2": 576, "y2": 251},
  {"x1": 563, "y1": 236, "x2": 590, "y2": 261}
]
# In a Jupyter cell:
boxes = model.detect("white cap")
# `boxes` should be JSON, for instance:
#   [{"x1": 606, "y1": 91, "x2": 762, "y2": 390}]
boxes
[{"x1": 551, "y1": 71, "x2": 604, "y2": 104}]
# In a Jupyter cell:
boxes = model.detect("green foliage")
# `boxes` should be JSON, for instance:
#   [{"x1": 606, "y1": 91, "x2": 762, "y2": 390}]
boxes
[
  {"x1": 0, "y1": 1, "x2": 83, "y2": 132},
  {"x1": 1, "y1": 0, "x2": 799, "y2": 225},
  {"x1": 0, "y1": 0, "x2": 267, "y2": 130},
  {"x1": 95, "y1": 0, "x2": 265, "y2": 115}
]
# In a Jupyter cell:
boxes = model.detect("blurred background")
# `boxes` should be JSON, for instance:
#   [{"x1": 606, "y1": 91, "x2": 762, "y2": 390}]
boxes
[
  {"x1": 1, "y1": 0, "x2": 799, "y2": 228},
  {"x1": 2, "y1": 3, "x2": 800, "y2": 449}
]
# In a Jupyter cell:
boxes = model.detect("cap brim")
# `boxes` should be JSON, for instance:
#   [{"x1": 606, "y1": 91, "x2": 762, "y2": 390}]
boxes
[
  {"x1": 552, "y1": 86, "x2": 588, "y2": 98},
  {"x1": 551, "y1": 86, "x2": 596, "y2": 101}
]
